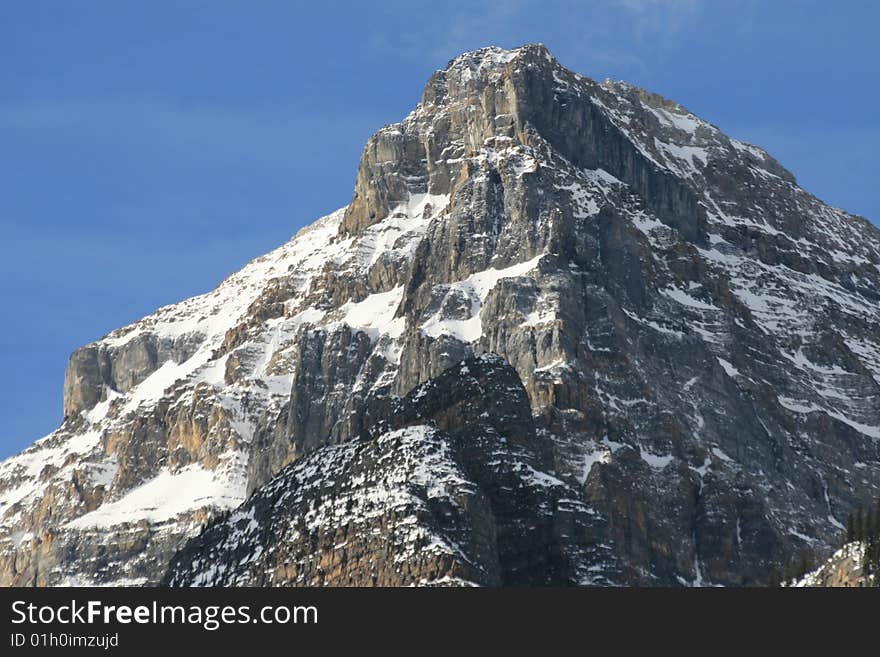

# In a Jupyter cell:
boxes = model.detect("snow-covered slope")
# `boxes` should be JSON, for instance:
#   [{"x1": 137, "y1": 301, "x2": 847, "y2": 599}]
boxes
[
  {"x1": 164, "y1": 354, "x2": 616, "y2": 587},
  {"x1": 0, "y1": 199, "x2": 448, "y2": 584},
  {"x1": 794, "y1": 542, "x2": 875, "y2": 587}
]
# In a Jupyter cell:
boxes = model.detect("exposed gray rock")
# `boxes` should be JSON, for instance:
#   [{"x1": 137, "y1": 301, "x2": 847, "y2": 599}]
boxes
[
  {"x1": 164, "y1": 355, "x2": 617, "y2": 586},
  {"x1": 63, "y1": 333, "x2": 201, "y2": 418}
]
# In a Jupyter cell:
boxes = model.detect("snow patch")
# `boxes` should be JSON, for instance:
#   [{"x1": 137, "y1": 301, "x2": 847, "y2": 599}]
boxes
[
  {"x1": 67, "y1": 454, "x2": 248, "y2": 529},
  {"x1": 421, "y1": 255, "x2": 545, "y2": 341}
]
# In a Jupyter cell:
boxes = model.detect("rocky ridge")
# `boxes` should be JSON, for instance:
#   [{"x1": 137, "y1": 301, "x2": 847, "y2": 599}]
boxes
[
  {"x1": 164, "y1": 354, "x2": 617, "y2": 586},
  {"x1": 794, "y1": 542, "x2": 875, "y2": 587}
]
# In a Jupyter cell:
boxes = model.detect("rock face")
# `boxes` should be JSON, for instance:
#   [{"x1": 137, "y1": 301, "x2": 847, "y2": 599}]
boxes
[
  {"x1": 795, "y1": 542, "x2": 876, "y2": 587},
  {"x1": 164, "y1": 355, "x2": 616, "y2": 586},
  {"x1": 2, "y1": 44, "x2": 880, "y2": 586}
]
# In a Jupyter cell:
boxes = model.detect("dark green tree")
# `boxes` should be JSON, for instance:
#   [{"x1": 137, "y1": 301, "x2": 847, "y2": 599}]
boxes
[
  {"x1": 865, "y1": 502, "x2": 876, "y2": 540},
  {"x1": 874, "y1": 497, "x2": 880, "y2": 539},
  {"x1": 797, "y1": 552, "x2": 813, "y2": 580}
]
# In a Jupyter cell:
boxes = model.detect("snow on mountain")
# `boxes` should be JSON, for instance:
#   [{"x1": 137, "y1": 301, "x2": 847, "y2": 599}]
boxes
[{"x1": 793, "y1": 542, "x2": 875, "y2": 587}]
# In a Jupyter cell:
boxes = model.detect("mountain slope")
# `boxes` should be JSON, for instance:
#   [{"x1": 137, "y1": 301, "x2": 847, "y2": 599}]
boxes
[
  {"x1": 2, "y1": 44, "x2": 879, "y2": 586},
  {"x1": 164, "y1": 354, "x2": 617, "y2": 586},
  {"x1": 794, "y1": 542, "x2": 876, "y2": 587}
]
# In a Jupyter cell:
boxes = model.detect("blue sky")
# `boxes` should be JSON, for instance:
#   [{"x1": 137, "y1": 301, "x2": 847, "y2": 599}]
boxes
[{"x1": 1, "y1": 1, "x2": 877, "y2": 457}]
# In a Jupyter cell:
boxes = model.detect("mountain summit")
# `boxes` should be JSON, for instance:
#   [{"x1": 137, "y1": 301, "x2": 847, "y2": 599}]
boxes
[{"x1": 2, "y1": 44, "x2": 879, "y2": 586}]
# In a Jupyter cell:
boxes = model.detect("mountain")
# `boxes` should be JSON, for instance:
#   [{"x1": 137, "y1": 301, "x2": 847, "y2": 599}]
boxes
[{"x1": 2, "y1": 44, "x2": 879, "y2": 587}]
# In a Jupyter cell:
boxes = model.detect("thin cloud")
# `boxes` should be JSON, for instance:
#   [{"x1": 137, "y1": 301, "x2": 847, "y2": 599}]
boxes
[
  {"x1": 367, "y1": 0, "x2": 705, "y2": 79},
  {"x1": 617, "y1": 0, "x2": 703, "y2": 33}
]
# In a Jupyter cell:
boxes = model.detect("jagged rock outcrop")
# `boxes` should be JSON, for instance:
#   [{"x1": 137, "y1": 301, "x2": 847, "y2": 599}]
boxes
[
  {"x1": 794, "y1": 542, "x2": 876, "y2": 587},
  {"x1": 164, "y1": 355, "x2": 616, "y2": 586},
  {"x1": 2, "y1": 44, "x2": 880, "y2": 586},
  {"x1": 63, "y1": 333, "x2": 202, "y2": 418}
]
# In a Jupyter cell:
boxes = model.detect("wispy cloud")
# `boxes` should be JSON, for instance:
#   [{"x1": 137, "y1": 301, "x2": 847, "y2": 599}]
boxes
[
  {"x1": 366, "y1": 0, "x2": 704, "y2": 79},
  {"x1": 616, "y1": 0, "x2": 703, "y2": 39},
  {"x1": 428, "y1": 0, "x2": 535, "y2": 61}
]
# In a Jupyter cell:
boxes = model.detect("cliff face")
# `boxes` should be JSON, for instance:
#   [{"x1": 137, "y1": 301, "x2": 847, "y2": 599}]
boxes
[
  {"x1": 2, "y1": 44, "x2": 880, "y2": 586},
  {"x1": 795, "y1": 543, "x2": 876, "y2": 587},
  {"x1": 164, "y1": 355, "x2": 617, "y2": 586}
]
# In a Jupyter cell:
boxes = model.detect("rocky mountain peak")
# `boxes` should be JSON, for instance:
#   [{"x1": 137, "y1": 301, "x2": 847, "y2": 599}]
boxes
[
  {"x1": 422, "y1": 43, "x2": 554, "y2": 102},
  {"x1": 2, "y1": 45, "x2": 879, "y2": 587}
]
